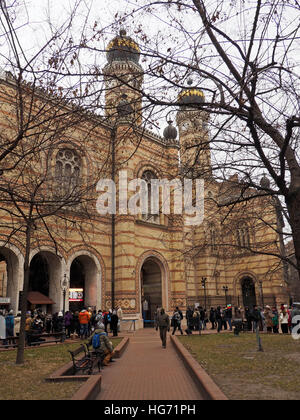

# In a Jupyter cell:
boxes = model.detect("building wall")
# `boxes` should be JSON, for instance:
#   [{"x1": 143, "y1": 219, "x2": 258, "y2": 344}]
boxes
[{"x1": 0, "y1": 53, "x2": 290, "y2": 321}]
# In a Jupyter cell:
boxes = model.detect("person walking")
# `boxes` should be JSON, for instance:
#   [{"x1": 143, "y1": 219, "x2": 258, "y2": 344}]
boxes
[
  {"x1": 171, "y1": 308, "x2": 183, "y2": 335},
  {"x1": 156, "y1": 308, "x2": 170, "y2": 348},
  {"x1": 280, "y1": 305, "x2": 289, "y2": 334}
]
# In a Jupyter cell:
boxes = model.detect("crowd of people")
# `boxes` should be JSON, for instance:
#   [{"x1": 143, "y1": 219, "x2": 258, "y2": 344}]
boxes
[
  {"x1": 0, "y1": 306, "x2": 123, "y2": 346},
  {"x1": 154, "y1": 303, "x2": 300, "y2": 348},
  {"x1": 174, "y1": 303, "x2": 300, "y2": 335}
]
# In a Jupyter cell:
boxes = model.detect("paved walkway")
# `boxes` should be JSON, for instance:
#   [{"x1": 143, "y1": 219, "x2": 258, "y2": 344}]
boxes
[{"x1": 97, "y1": 328, "x2": 204, "y2": 400}]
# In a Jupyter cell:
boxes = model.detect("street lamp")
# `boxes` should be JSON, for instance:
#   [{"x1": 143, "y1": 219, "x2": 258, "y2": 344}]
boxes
[
  {"x1": 222, "y1": 286, "x2": 229, "y2": 306},
  {"x1": 201, "y1": 277, "x2": 207, "y2": 309},
  {"x1": 61, "y1": 274, "x2": 69, "y2": 342},
  {"x1": 259, "y1": 280, "x2": 264, "y2": 308}
]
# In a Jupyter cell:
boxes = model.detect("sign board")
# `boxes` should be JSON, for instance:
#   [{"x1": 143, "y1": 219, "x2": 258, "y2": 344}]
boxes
[
  {"x1": 69, "y1": 288, "x2": 83, "y2": 302},
  {"x1": 0, "y1": 297, "x2": 10, "y2": 304}
]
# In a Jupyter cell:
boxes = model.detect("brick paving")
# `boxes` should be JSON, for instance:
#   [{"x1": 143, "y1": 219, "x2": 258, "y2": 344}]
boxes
[{"x1": 97, "y1": 328, "x2": 204, "y2": 400}]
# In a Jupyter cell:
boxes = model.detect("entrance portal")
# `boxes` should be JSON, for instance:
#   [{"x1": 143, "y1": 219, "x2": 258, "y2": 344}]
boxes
[
  {"x1": 69, "y1": 255, "x2": 98, "y2": 312},
  {"x1": 141, "y1": 258, "x2": 162, "y2": 327},
  {"x1": 70, "y1": 258, "x2": 85, "y2": 312},
  {"x1": 242, "y1": 277, "x2": 257, "y2": 309}
]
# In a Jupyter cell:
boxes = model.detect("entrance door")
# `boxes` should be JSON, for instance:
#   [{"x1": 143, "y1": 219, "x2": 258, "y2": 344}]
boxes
[
  {"x1": 70, "y1": 258, "x2": 85, "y2": 312},
  {"x1": 141, "y1": 258, "x2": 162, "y2": 327},
  {"x1": 242, "y1": 277, "x2": 257, "y2": 309}
]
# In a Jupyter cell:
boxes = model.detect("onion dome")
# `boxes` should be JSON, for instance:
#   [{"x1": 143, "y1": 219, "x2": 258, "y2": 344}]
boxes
[
  {"x1": 163, "y1": 120, "x2": 178, "y2": 142},
  {"x1": 178, "y1": 78, "x2": 205, "y2": 106},
  {"x1": 260, "y1": 174, "x2": 270, "y2": 189},
  {"x1": 106, "y1": 29, "x2": 140, "y2": 64},
  {"x1": 117, "y1": 94, "x2": 134, "y2": 117}
]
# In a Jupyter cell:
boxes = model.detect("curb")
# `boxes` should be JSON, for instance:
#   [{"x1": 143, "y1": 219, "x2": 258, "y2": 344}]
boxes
[
  {"x1": 170, "y1": 335, "x2": 228, "y2": 401},
  {"x1": 114, "y1": 336, "x2": 129, "y2": 358}
]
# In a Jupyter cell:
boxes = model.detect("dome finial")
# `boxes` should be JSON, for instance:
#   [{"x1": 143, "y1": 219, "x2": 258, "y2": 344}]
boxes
[
  {"x1": 120, "y1": 28, "x2": 126, "y2": 37},
  {"x1": 163, "y1": 120, "x2": 178, "y2": 142}
]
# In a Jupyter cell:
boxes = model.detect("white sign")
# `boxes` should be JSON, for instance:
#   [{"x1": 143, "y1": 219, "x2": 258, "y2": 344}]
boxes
[{"x1": 0, "y1": 297, "x2": 10, "y2": 304}]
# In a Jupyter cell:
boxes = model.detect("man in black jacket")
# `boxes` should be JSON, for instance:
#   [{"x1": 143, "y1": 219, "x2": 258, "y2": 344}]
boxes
[{"x1": 156, "y1": 308, "x2": 170, "y2": 348}]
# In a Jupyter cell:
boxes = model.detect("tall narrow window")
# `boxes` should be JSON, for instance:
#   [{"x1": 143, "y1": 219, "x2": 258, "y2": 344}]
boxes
[
  {"x1": 236, "y1": 224, "x2": 251, "y2": 249},
  {"x1": 141, "y1": 170, "x2": 159, "y2": 224},
  {"x1": 55, "y1": 149, "x2": 81, "y2": 199}
]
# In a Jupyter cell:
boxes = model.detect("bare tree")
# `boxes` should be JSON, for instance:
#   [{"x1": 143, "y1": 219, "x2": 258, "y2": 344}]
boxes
[{"x1": 94, "y1": 0, "x2": 300, "y2": 279}]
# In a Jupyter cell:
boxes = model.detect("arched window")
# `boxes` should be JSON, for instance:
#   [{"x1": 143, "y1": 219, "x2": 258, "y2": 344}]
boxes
[
  {"x1": 141, "y1": 170, "x2": 159, "y2": 224},
  {"x1": 236, "y1": 224, "x2": 251, "y2": 249},
  {"x1": 55, "y1": 149, "x2": 81, "y2": 198}
]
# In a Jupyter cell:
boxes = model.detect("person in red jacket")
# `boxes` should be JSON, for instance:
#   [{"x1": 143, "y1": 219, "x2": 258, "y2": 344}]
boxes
[{"x1": 78, "y1": 308, "x2": 90, "y2": 339}]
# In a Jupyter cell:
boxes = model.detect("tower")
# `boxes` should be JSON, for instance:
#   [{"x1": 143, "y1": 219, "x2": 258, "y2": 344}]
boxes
[
  {"x1": 176, "y1": 79, "x2": 211, "y2": 179},
  {"x1": 103, "y1": 29, "x2": 144, "y2": 125}
]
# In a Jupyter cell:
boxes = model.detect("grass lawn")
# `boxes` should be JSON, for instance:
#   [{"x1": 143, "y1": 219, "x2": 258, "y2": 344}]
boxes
[
  {"x1": 0, "y1": 337, "x2": 122, "y2": 400},
  {"x1": 178, "y1": 332, "x2": 300, "y2": 400}
]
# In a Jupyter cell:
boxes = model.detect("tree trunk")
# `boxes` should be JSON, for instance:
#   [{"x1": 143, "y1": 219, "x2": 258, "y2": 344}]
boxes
[
  {"x1": 286, "y1": 190, "x2": 300, "y2": 286},
  {"x1": 16, "y1": 223, "x2": 32, "y2": 365}
]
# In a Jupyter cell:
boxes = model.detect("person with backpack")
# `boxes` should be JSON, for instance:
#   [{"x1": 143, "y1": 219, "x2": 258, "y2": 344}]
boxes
[
  {"x1": 88, "y1": 323, "x2": 115, "y2": 366},
  {"x1": 171, "y1": 309, "x2": 183, "y2": 335}
]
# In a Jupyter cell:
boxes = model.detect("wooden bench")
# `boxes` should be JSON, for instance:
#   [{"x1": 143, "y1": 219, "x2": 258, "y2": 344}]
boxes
[
  {"x1": 68, "y1": 344, "x2": 94, "y2": 376},
  {"x1": 84, "y1": 343, "x2": 103, "y2": 373}
]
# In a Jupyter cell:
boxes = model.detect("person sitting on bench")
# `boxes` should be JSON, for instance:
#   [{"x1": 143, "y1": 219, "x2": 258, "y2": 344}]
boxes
[{"x1": 88, "y1": 323, "x2": 115, "y2": 366}]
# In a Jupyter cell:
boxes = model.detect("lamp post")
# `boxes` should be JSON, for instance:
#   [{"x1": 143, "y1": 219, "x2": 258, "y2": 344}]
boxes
[
  {"x1": 61, "y1": 274, "x2": 68, "y2": 342},
  {"x1": 201, "y1": 277, "x2": 207, "y2": 309},
  {"x1": 259, "y1": 280, "x2": 264, "y2": 308},
  {"x1": 222, "y1": 286, "x2": 229, "y2": 306}
]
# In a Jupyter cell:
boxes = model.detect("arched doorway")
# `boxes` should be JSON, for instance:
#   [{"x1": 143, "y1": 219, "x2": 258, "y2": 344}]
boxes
[
  {"x1": 28, "y1": 251, "x2": 62, "y2": 313},
  {"x1": 69, "y1": 255, "x2": 98, "y2": 312},
  {"x1": 141, "y1": 258, "x2": 162, "y2": 327},
  {"x1": 242, "y1": 277, "x2": 257, "y2": 309},
  {"x1": 0, "y1": 248, "x2": 21, "y2": 312}
]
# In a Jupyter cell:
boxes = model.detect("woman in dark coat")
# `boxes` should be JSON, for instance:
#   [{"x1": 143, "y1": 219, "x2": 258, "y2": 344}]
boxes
[{"x1": 110, "y1": 310, "x2": 119, "y2": 336}]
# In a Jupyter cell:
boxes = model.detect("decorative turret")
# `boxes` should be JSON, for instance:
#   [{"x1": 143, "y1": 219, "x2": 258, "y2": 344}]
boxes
[
  {"x1": 260, "y1": 174, "x2": 271, "y2": 189},
  {"x1": 176, "y1": 78, "x2": 211, "y2": 178},
  {"x1": 106, "y1": 29, "x2": 141, "y2": 65},
  {"x1": 103, "y1": 29, "x2": 144, "y2": 125},
  {"x1": 178, "y1": 79, "x2": 205, "y2": 107},
  {"x1": 163, "y1": 120, "x2": 178, "y2": 145}
]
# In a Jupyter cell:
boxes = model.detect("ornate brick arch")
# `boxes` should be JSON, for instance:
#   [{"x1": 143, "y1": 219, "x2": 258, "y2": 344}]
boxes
[
  {"x1": 67, "y1": 245, "x2": 106, "y2": 310},
  {"x1": 233, "y1": 270, "x2": 259, "y2": 305},
  {"x1": 135, "y1": 250, "x2": 171, "y2": 314},
  {"x1": 134, "y1": 161, "x2": 162, "y2": 179}
]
